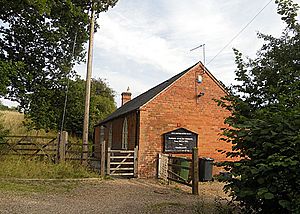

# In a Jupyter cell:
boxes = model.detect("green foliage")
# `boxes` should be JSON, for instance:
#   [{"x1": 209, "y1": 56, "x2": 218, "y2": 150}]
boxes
[
  {"x1": 62, "y1": 77, "x2": 116, "y2": 135},
  {"x1": 24, "y1": 77, "x2": 116, "y2": 136},
  {"x1": 0, "y1": 60, "x2": 24, "y2": 96},
  {"x1": 216, "y1": 0, "x2": 300, "y2": 213},
  {"x1": 0, "y1": 0, "x2": 118, "y2": 131},
  {"x1": 0, "y1": 156, "x2": 100, "y2": 179}
]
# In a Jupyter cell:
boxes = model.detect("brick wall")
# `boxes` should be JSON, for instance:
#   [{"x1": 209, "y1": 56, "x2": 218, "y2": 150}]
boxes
[{"x1": 138, "y1": 64, "x2": 233, "y2": 178}]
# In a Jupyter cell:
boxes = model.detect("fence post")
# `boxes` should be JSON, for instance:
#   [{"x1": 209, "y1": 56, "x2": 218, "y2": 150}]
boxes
[
  {"x1": 57, "y1": 131, "x2": 67, "y2": 163},
  {"x1": 100, "y1": 141, "x2": 106, "y2": 176},
  {"x1": 60, "y1": 131, "x2": 67, "y2": 163},
  {"x1": 134, "y1": 146, "x2": 138, "y2": 178},
  {"x1": 106, "y1": 147, "x2": 111, "y2": 175},
  {"x1": 56, "y1": 133, "x2": 61, "y2": 163},
  {"x1": 192, "y1": 147, "x2": 199, "y2": 195}
]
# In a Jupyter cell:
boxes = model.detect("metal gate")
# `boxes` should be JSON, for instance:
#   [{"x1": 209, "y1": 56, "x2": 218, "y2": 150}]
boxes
[{"x1": 106, "y1": 146, "x2": 138, "y2": 177}]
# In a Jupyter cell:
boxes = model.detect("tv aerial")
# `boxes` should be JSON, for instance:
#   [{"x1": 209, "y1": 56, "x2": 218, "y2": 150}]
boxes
[{"x1": 190, "y1": 44, "x2": 205, "y2": 65}]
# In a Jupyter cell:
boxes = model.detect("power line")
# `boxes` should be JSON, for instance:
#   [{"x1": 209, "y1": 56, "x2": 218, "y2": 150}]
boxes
[
  {"x1": 60, "y1": 32, "x2": 77, "y2": 134},
  {"x1": 207, "y1": 0, "x2": 273, "y2": 65}
]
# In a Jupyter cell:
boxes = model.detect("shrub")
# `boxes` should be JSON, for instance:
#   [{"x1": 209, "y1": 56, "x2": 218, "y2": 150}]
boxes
[{"x1": 216, "y1": 0, "x2": 300, "y2": 213}]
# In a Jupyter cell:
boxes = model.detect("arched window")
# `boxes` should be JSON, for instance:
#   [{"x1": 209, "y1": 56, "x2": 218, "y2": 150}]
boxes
[
  {"x1": 108, "y1": 123, "x2": 112, "y2": 148},
  {"x1": 121, "y1": 118, "x2": 128, "y2": 150}
]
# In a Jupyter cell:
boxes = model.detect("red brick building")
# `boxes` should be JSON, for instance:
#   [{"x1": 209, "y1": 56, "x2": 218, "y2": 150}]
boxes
[{"x1": 94, "y1": 62, "x2": 232, "y2": 178}]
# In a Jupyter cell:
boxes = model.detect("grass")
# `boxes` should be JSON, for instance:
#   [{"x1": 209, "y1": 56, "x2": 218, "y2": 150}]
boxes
[
  {"x1": 193, "y1": 196, "x2": 237, "y2": 214},
  {"x1": 0, "y1": 111, "x2": 102, "y2": 194},
  {"x1": 0, "y1": 156, "x2": 100, "y2": 179},
  {"x1": 1, "y1": 110, "x2": 55, "y2": 136},
  {"x1": 0, "y1": 156, "x2": 101, "y2": 193},
  {"x1": 0, "y1": 110, "x2": 99, "y2": 180},
  {"x1": 0, "y1": 180, "x2": 79, "y2": 194}
]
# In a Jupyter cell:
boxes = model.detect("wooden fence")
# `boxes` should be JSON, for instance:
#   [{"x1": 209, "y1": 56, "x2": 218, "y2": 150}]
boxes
[
  {"x1": 0, "y1": 135, "x2": 58, "y2": 162},
  {"x1": 59, "y1": 131, "x2": 100, "y2": 164},
  {"x1": 158, "y1": 148, "x2": 199, "y2": 195},
  {"x1": 0, "y1": 131, "x2": 99, "y2": 165}
]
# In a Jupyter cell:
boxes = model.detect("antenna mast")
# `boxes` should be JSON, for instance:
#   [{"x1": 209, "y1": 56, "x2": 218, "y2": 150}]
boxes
[{"x1": 190, "y1": 44, "x2": 205, "y2": 65}]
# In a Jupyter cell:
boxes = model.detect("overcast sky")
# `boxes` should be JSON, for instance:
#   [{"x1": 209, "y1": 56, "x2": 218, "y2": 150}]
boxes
[{"x1": 2, "y1": 0, "x2": 299, "y2": 107}]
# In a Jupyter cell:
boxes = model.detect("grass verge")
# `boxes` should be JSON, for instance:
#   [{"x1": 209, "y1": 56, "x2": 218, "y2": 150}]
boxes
[
  {"x1": 0, "y1": 156, "x2": 100, "y2": 179},
  {"x1": 0, "y1": 156, "x2": 101, "y2": 193},
  {"x1": 0, "y1": 180, "x2": 79, "y2": 194}
]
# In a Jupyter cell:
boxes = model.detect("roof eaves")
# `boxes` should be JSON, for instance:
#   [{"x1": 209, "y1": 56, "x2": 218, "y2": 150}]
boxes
[
  {"x1": 95, "y1": 61, "x2": 218, "y2": 127},
  {"x1": 200, "y1": 62, "x2": 229, "y2": 95}
]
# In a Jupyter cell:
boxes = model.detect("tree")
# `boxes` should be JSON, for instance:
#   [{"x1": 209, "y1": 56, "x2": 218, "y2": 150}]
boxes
[
  {"x1": 24, "y1": 77, "x2": 116, "y2": 136},
  {"x1": 216, "y1": 0, "x2": 300, "y2": 213},
  {"x1": 60, "y1": 77, "x2": 116, "y2": 136},
  {"x1": 0, "y1": 0, "x2": 118, "y2": 115}
]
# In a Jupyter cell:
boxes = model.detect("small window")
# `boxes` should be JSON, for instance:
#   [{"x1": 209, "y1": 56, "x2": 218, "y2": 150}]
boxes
[
  {"x1": 121, "y1": 118, "x2": 128, "y2": 150},
  {"x1": 108, "y1": 124, "x2": 112, "y2": 148}
]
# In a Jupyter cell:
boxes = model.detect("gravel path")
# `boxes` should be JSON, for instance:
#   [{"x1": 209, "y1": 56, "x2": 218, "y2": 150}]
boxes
[{"x1": 0, "y1": 179, "x2": 227, "y2": 214}]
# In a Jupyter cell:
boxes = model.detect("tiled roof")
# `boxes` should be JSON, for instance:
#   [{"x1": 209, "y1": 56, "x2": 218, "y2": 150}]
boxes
[{"x1": 97, "y1": 62, "x2": 200, "y2": 125}]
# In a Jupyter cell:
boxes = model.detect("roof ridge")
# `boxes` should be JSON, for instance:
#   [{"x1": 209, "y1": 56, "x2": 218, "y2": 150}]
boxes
[{"x1": 96, "y1": 62, "x2": 200, "y2": 125}]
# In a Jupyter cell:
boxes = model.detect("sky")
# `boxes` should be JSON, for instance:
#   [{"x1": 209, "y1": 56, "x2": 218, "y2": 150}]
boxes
[{"x1": 2, "y1": 0, "x2": 299, "y2": 107}]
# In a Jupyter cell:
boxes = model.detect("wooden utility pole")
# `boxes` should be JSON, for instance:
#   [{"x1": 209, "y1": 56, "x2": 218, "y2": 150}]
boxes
[{"x1": 82, "y1": 3, "x2": 95, "y2": 165}]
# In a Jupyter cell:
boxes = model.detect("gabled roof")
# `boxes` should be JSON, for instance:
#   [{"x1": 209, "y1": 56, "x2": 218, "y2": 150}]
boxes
[
  {"x1": 97, "y1": 62, "x2": 200, "y2": 125},
  {"x1": 96, "y1": 61, "x2": 228, "y2": 126}
]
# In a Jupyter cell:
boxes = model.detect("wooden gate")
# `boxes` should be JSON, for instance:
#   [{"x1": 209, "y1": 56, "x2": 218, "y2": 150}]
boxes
[
  {"x1": 106, "y1": 146, "x2": 138, "y2": 177},
  {"x1": 0, "y1": 132, "x2": 100, "y2": 165},
  {"x1": 158, "y1": 148, "x2": 199, "y2": 195},
  {"x1": 0, "y1": 135, "x2": 58, "y2": 162}
]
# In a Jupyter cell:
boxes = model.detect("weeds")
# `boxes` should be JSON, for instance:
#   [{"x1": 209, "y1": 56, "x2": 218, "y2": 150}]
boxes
[
  {"x1": 193, "y1": 196, "x2": 237, "y2": 214},
  {"x1": 0, "y1": 110, "x2": 54, "y2": 136},
  {"x1": 0, "y1": 156, "x2": 100, "y2": 179},
  {"x1": 0, "y1": 180, "x2": 79, "y2": 194},
  {"x1": 194, "y1": 196, "x2": 205, "y2": 214}
]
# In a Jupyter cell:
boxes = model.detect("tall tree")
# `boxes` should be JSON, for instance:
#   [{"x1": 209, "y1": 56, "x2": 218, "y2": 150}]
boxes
[
  {"x1": 24, "y1": 77, "x2": 116, "y2": 136},
  {"x1": 216, "y1": 0, "x2": 300, "y2": 213},
  {"x1": 0, "y1": 0, "x2": 117, "y2": 113}
]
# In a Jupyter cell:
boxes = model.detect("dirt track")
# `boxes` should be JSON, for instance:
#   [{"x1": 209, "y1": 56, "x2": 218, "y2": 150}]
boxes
[{"x1": 0, "y1": 178, "x2": 228, "y2": 214}]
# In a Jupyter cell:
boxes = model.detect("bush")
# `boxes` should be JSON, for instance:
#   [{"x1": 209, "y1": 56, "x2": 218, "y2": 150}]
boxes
[{"x1": 216, "y1": 0, "x2": 300, "y2": 213}]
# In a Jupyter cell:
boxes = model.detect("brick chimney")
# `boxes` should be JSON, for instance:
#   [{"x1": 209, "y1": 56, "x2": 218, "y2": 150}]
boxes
[{"x1": 121, "y1": 87, "x2": 131, "y2": 105}]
